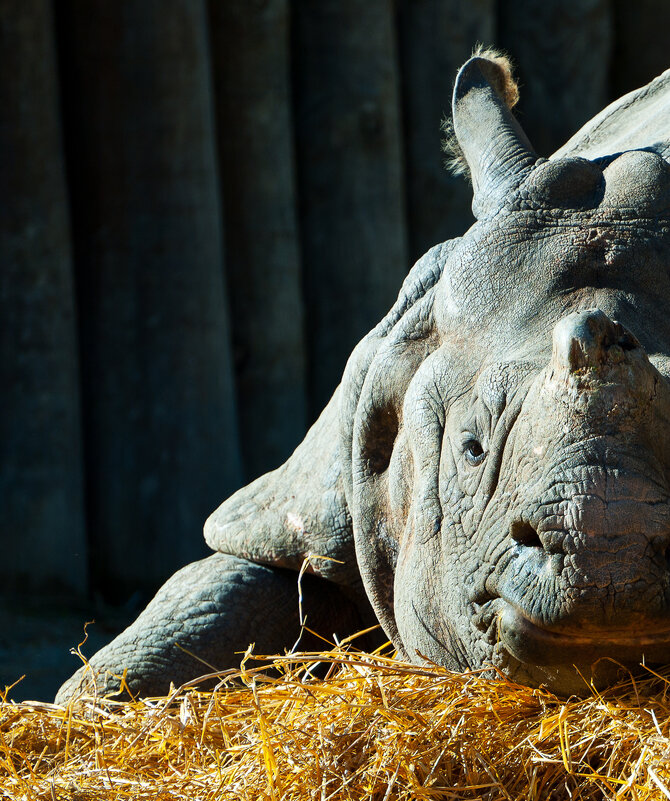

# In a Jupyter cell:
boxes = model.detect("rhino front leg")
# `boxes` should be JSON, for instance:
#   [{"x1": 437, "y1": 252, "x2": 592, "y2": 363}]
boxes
[{"x1": 55, "y1": 553, "x2": 364, "y2": 703}]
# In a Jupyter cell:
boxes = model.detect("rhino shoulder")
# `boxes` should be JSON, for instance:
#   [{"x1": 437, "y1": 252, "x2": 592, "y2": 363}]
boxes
[
  {"x1": 204, "y1": 240, "x2": 452, "y2": 590},
  {"x1": 204, "y1": 387, "x2": 357, "y2": 586}
]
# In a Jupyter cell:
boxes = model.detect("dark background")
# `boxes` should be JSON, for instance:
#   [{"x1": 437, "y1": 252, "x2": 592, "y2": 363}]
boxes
[{"x1": 1, "y1": 0, "x2": 668, "y2": 696}]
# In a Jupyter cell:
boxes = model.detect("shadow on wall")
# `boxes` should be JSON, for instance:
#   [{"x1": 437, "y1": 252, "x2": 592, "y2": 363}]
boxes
[{"x1": 1, "y1": 0, "x2": 669, "y2": 611}]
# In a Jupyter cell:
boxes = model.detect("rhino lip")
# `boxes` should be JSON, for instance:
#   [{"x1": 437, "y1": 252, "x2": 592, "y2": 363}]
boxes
[{"x1": 497, "y1": 602, "x2": 670, "y2": 667}]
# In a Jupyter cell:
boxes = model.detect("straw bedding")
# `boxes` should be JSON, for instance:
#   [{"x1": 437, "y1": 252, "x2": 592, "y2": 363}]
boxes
[{"x1": 2, "y1": 644, "x2": 670, "y2": 800}]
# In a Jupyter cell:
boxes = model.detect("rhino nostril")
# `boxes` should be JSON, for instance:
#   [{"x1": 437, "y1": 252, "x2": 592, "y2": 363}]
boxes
[{"x1": 510, "y1": 520, "x2": 543, "y2": 548}]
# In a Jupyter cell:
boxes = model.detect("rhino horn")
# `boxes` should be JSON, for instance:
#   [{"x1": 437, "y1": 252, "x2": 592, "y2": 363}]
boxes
[
  {"x1": 452, "y1": 54, "x2": 538, "y2": 218},
  {"x1": 550, "y1": 309, "x2": 641, "y2": 374}
]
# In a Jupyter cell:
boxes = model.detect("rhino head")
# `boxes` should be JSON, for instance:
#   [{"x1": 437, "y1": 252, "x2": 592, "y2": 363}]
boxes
[
  {"x1": 57, "y1": 55, "x2": 670, "y2": 703},
  {"x1": 349, "y1": 56, "x2": 670, "y2": 693}
]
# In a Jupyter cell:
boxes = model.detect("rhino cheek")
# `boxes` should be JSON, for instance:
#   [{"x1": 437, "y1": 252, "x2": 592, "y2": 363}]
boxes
[
  {"x1": 393, "y1": 519, "x2": 468, "y2": 671},
  {"x1": 389, "y1": 357, "x2": 521, "y2": 672},
  {"x1": 391, "y1": 500, "x2": 510, "y2": 672},
  {"x1": 392, "y1": 440, "x2": 490, "y2": 671}
]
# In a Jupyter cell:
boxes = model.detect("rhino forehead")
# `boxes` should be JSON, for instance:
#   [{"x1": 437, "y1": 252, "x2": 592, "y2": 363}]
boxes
[{"x1": 433, "y1": 207, "x2": 670, "y2": 362}]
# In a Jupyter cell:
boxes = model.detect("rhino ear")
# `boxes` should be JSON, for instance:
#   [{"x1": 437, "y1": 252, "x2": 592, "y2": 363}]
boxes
[
  {"x1": 204, "y1": 388, "x2": 360, "y2": 589},
  {"x1": 449, "y1": 51, "x2": 538, "y2": 217}
]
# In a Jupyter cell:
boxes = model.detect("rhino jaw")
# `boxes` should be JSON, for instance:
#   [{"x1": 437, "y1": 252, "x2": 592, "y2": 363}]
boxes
[
  {"x1": 498, "y1": 604, "x2": 670, "y2": 666},
  {"x1": 494, "y1": 603, "x2": 670, "y2": 695}
]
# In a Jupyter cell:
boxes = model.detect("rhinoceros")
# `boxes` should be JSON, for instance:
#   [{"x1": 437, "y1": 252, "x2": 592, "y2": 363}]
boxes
[{"x1": 57, "y1": 52, "x2": 670, "y2": 702}]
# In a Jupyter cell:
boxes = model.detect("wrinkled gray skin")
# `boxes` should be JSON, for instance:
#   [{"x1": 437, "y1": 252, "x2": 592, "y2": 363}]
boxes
[{"x1": 58, "y1": 57, "x2": 670, "y2": 702}]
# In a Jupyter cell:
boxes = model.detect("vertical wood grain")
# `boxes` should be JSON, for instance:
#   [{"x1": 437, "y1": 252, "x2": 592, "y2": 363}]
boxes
[
  {"x1": 209, "y1": 0, "x2": 307, "y2": 480},
  {"x1": 293, "y1": 0, "x2": 409, "y2": 416},
  {"x1": 0, "y1": 0, "x2": 87, "y2": 594},
  {"x1": 56, "y1": 0, "x2": 242, "y2": 596},
  {"x1": 397, "y1": 0, "x2": 495, "y2": 260}
]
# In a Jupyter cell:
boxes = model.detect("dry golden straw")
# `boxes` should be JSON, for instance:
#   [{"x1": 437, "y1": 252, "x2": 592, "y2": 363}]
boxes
[{"x1": 2, "y1": 643, "x2": 670, "y2": 800}]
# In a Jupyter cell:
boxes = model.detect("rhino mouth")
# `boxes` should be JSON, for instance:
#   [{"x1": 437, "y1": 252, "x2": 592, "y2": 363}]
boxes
[{"x1": 495, "y1": 602, "x2": 670, "y2": 667}]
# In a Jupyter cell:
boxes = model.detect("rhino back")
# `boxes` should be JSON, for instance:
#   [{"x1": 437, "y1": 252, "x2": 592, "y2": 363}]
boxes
[{"x1": 554, "y1": 68, "x2": 670, "y2": 162}]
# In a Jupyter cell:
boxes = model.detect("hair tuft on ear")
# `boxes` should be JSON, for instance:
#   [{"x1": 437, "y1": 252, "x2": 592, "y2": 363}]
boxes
[
  {"x1": 471, "y1": 44, "x2": 519, "y2": 109},
  {"x1": 440, "y1": 115, "x2": 470, "y2": 178}
]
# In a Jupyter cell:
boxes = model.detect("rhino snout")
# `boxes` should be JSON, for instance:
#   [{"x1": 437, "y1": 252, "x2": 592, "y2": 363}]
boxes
[
  {"x1": 486, "y1": 474, "x2": 670, "y2": 689},
  {"x1": 505, "y1": 459, "x2": 670, "y2": 589}
]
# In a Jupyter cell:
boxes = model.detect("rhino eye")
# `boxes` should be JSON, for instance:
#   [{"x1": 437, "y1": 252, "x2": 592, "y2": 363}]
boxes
[{"x1": 463, "y1": 439, "x2": 486, "y2": 466}]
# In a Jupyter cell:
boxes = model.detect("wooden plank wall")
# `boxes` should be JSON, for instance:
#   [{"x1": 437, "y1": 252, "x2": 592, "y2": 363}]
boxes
[
  {"x1": 1, "y1": 0, "x2": 86, "y2": 594},
  {"x1": 1, "y1": 0, "x2": 667, "y2": 599}
]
